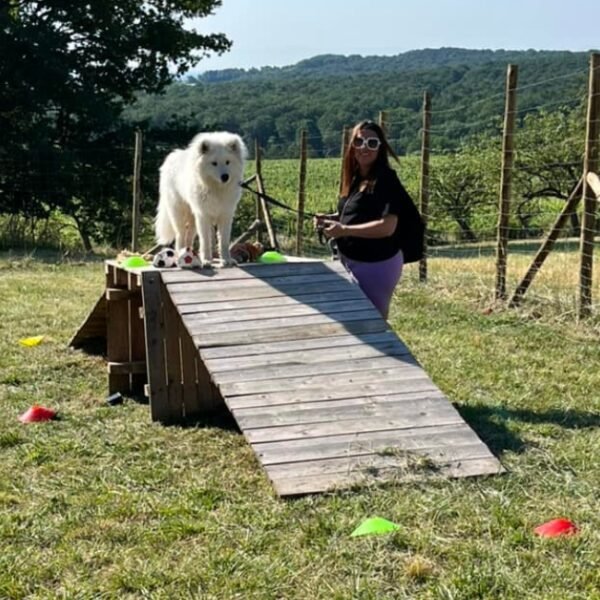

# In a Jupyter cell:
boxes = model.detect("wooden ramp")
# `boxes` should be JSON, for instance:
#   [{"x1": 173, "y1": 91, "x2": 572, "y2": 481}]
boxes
[{"x1": 144, "y1": 260, "x2": 504, "y2": 496}]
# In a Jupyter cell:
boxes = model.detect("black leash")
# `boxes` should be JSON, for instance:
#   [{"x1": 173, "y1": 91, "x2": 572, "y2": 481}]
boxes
[
  {"x1": 240, "y1": 181, "x2": 319, "y2": 219},
  {"x1": 239, "y1": 180, "x2": 334, "y2": 246}
]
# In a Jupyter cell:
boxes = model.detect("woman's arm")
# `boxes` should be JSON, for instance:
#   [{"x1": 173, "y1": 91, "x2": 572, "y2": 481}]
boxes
[{"x1": 323, "y1": 214, "x2": 397, "y2": 240}]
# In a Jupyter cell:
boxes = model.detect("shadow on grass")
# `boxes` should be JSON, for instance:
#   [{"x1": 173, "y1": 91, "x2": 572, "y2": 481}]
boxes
[
  {"x1": 456, "y1": 403, "x2": 600, "y2": 455},
  {"x1": 167, "y1": 409, "x2": 240, "y2": 433}
]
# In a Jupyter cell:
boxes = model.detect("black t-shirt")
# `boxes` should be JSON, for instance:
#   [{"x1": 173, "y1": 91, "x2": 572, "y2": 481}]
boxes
[{"x1": 336, "y1": 166, "x2": 415, "y2": 262}]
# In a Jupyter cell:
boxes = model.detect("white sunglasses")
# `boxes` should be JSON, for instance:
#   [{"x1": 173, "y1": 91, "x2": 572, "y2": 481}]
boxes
[{"x1": 352, "y1": 136, "x2": 381, "y2": 150}]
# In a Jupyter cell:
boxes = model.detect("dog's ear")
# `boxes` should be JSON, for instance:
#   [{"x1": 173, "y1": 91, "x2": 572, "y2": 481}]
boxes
[
  {"x1": 200, "y1": 140, "x2": 210, "y2": 154},
  {"x1": 228, "y1": 140, "x2": 239, "y2": 155}
]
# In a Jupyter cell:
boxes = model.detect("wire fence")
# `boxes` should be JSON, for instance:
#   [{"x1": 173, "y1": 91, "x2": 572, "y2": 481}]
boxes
[{"x1": 1, "y1": 56, "x2": 599, "y2": 324}]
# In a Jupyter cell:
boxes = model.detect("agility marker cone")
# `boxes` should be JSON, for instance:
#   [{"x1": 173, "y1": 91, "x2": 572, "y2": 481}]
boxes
[
  {"x1": 534, "y1": 518, "x2": 578, "y2": 538},
  {"x1": 19, "y1": 405, "x2": 57, "y2": 423},
  {"x1": 351, "y1": 517, "x2": 400, "y2": 537}
]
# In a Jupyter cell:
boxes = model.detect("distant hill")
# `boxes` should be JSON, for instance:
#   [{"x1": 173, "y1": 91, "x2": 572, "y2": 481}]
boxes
[
  {"x1": 191, "y1": 48, "x2": 586, "y2": 83},
  {"x1": 126, "y1": 47, "x2": 592, "y2": 157}
]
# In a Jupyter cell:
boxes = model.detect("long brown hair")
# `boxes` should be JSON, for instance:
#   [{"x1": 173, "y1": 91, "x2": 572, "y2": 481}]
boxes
[{"x1": 340, "y1": 120, "x2": 399, "y2": 197}]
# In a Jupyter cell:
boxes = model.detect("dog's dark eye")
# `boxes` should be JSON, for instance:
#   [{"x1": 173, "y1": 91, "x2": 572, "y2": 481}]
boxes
[
  {"x1": 225, "y1": 160, "x2": 230, "y2": 165},
  {"x1": 211, "y1": 161, "x2": 217, "y2": 166}
]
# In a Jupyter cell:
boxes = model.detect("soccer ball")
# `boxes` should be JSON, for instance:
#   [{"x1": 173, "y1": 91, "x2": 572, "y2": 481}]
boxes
[
  {"x1": 177, "y1": 247, "x2": 202, "y2": 269},
  {"x1": 152, "y1": 248, "x2": 177, "y2": 268}
]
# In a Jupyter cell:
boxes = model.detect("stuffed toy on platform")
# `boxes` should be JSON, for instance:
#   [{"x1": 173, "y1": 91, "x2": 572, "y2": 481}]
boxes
[{"x1": 230, "y1": 242, "x2": 264, "y2": 263}]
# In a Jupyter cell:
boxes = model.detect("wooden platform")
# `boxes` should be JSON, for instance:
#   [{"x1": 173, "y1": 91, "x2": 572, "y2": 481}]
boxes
[{"x1": 72, "y1": 259, "x2": 504, "y2": 496}]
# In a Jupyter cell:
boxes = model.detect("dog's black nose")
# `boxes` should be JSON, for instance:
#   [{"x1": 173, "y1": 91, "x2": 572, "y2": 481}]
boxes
[{"x1": 221, "y1": 173, "x2": 229, "y2": 183}]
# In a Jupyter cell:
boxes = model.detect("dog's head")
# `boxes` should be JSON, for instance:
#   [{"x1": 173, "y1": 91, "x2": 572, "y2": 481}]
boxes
[{"x1": 192, "y1": 132, "x2": 247, "y2": 186}]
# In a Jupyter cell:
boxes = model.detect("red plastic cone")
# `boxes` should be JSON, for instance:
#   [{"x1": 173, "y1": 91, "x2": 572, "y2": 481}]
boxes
[
  {"x1": 534, "y1": 518, "x2": 578, "y2": 538},
  {"x1": 19, "y1": 405, "x2": 57, "y2": 423}
]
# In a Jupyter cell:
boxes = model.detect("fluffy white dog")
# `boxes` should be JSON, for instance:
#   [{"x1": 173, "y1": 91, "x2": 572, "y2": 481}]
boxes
[{"x1": 155, "y1": 131, "x2": 247, "y2": 268}]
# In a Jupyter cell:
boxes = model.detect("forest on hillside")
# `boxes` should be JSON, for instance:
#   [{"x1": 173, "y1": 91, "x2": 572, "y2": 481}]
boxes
[{"x1": 126, "y1": 49, "x2": 590, "y2": 157}]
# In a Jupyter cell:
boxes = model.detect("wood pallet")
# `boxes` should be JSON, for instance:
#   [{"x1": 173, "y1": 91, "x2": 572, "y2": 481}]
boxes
[{"x1": 71, "y1": 259, "x2": 505, "y2": 496}]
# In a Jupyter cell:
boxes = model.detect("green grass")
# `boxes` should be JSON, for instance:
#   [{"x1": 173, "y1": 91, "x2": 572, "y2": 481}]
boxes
[{"x1": 1, "y1": 252, "x2": 599, "y2": 599}]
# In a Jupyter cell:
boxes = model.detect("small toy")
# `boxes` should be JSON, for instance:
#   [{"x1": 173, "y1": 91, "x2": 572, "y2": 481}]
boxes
[
  {"x1": 534, "y1": 518, "x2": 578, "y2": 537},
  {"x1": 230, "y1": 241, "x2": 264, "y2": 263},
  {"x1": 121, "y1": 255, "x2": 149, "y2": 268},
  {"x1": 351, "y1": 517, "x2": 400, "y2": 537},
  {"x1": 19, "y1": 405, "x2": 57, "y2": 423},
  {"x1": 258, "y1": 250, "x2": 286, "y2": 264},
  {"x1": 177, "y1": 247, "x2": 202, "y2": 268},
  {"x1": 152, "y1": 248, "x2": 178, "y2": 268}
]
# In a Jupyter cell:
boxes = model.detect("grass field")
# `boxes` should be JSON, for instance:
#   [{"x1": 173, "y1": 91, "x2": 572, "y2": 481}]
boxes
[{"x1": 1, "y1": 250, "x2": 599, "y2": 599}]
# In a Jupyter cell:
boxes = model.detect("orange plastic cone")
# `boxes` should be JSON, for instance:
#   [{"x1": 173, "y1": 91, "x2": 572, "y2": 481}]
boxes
[{"x1": 19, "y1": 405, "x2": 57, "y2": 423}]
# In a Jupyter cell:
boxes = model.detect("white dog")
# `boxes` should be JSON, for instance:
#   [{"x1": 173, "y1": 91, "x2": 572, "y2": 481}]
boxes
[{"x1": 155, "y1": 131, "x2": 247, "y2": 267}]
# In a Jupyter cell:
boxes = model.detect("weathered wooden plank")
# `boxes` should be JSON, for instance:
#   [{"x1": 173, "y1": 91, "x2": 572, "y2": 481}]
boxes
[
  {"x1": 193, "y1": 319, "x2": 389, "y2": 348},
  {"x1": 214, "y1": 354, "x2": 418, "y2": 384},
  {"x1": 164, "y1": 288, "x2": 184, "y2": 419},
  {"x1": 254, "y1": 423, "x2": 481, "y2": 465},
  {"x1": 141, "y1": 272, "x2": 171, "y2": 422},
  {"x1": 166, "y1": 271, "x2": 351, "y2": 294},
  {"x1": 177, "y1": 289, "x2": 365, "y2": 314},
  {"x1": 107, "y1": 265, "x2": 130, "y2": 393},
  {"x1": 272, "y1": 457, "x2": 506, "y2": 496},
  {"x1": 180, "y1": 298, "x2": 375, "y2": 324},
  {"x1": 225, "y1": 380, "x2": 442, "y2": 410},
  {"x1": 265, "y1": 443, "x2": 495, "y2": 479},
  {"x1": 160, "y1": 260, "x2": 348, "y2": 284},
  {"x1": 184, "y1": 308, "x2": 380, "y2": 336},
  {"x1": 219, "y1": 363, "x2": 425, "y2": 396},
  {"x1": 107, "y1": 361, "x2": 146, "y2": 374},
  {"x1": 171, "y1": 280, "x2": 356, "y2": 304},
  {"x1": 128, "y1": 272, "x2": 146, "y2": 394},
  {"x1": 244, "y1": 405, "x2": 464, "y2": 444},
  {"x1": 234, "y1": 396, "x2": 454, "y2": 430},
  {"x1": 69, "y1": 293, "x2": 106, "y2": 349},
  {"x1": 201, "y1": 331, "x2": 398, "y2": 360},
  {"x1": 204, "y1": 337, "x2": 410, "y2": 372}
]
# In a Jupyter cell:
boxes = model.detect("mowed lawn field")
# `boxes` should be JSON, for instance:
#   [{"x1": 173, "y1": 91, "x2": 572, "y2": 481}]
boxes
[{"x1": 1, "y1": 249, "x2": 599, "y2": 599}]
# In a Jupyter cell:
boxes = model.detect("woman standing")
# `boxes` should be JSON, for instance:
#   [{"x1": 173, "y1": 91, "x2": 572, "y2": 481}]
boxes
[{"x1": 316, "y1": 120, "x2": 423, "y2": 319}]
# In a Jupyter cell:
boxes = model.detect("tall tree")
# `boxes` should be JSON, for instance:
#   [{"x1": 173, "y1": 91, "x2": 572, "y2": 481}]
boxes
[{"x1": 0, "y1": 0, "x2": 231, "y2": 249}]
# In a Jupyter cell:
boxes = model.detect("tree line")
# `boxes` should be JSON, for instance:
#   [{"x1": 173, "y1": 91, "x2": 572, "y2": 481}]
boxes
[{"x1": 0, "y1": 2, "x2": 591, "y2": 250}]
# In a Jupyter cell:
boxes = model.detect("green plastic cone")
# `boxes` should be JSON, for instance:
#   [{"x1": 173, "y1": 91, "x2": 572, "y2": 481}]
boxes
[{"x1": 351, "y1": 517, "x2": 400, "y2": 537}]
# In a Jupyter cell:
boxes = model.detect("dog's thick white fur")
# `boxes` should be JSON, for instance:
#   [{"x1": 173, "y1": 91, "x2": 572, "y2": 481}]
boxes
[{"x1": 155, "y1": 131, "x2": 247, "y2": 267}]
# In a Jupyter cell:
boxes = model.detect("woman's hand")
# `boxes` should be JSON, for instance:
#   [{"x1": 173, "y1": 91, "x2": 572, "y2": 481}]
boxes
[
  {"x1": 322, "y1": 220, "x2": 346, "y2": 240},
  {"x1": 313, "y1": 213, "x2": 338, "y2": 229}
]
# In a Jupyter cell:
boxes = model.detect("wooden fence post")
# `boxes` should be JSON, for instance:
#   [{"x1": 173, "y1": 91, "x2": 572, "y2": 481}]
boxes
[
  {"x1": 509, "y1": 178, "x2": 583, "y2": 306},
  {"x1": 495, "y1": 64, "x2": 518, "y2": 300},
  {"x1": 419, "y1": 91, "x2": 431, "y2": 282},
  {"x1": 578, "y1": 52, "x2": 600, "y2": 319},
  {"x1": 254, "y1": 138, "x2": 263, "y2": 244},
  {"x1": 296, "y1": 130, "x2": 307, "y2": 255},
  {"x1": 339, "y1": 126, "x2": 349, "y2": 195},
  {"x1": 131, "y1": 129, "x2": 142, "y2": 252},
  {"x1": 378, "y1": 110, "x2": 389, "y2": 136}
]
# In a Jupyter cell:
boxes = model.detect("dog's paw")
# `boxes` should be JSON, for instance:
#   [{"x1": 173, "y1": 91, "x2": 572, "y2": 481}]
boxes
[{"x1": 217, "y1": 257, "x2": 238, "y2": 268}]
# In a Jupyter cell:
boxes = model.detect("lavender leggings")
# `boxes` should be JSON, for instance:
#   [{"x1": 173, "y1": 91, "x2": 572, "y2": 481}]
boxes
[{"x1": 341, "y1": 251, "x2": 404, "y2": 319}]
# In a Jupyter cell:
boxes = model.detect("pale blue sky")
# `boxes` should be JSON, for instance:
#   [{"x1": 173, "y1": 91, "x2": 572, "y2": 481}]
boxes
[{"x1": 189, "y1": 0, "x2": 599, "y2": 72}]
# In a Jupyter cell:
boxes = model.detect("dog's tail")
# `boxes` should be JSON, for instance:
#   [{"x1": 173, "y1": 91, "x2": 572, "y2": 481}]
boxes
[{"x1": 154, "y1": 199, "x2": 176, "y2": 245}]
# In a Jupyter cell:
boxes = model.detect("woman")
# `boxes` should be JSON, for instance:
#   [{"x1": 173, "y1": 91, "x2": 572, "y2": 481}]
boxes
[{"x1": 316, "y1": 120, "x2": 422, "y2": 319}]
